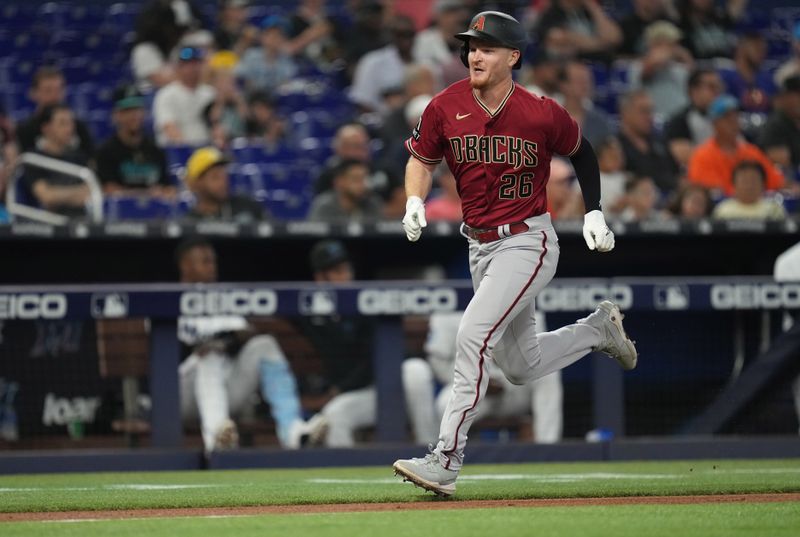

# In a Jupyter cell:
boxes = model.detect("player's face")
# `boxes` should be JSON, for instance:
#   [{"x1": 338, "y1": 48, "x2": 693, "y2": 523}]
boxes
[
  {"x1": 181, "y1": 246, "x2": 218, "y2": 283},
  {"x1": 467, "y1": 39, "x2": 518, "y2": 90}
]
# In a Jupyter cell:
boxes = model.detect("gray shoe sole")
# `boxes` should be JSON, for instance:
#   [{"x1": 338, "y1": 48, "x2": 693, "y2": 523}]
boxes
[
  {"x1": 598, "y1": 301, "x2": 637, "y2": 370},
  {"x1": 393, "y1": 461, "x2": 456, "y2": 497}
]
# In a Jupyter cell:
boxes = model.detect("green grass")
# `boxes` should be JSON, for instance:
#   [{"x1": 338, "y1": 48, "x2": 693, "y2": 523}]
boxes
[
  {"x1": 0, "y1": 459, "x2": 798, "y2": 513},
  {"x1": 3, "y1": 503, "x2": 800, "y2": 537}
]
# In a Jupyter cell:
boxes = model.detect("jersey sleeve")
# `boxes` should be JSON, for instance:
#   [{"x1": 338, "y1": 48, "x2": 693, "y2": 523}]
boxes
[
  {"x1": 405, "y1": 100, "x2": 444, "y2": 165},
  {"x1": 546, "y1": 99, "x2": 582, "y2": 157}
]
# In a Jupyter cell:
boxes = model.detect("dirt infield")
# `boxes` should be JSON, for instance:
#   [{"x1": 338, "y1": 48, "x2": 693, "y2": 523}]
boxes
[{"x1": 3, "y1": 493, "x2": 799, "y2": 522}]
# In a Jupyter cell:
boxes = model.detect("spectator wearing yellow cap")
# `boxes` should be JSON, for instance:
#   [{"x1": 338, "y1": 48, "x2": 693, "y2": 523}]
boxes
[
  {"x1": 235, "y1": 15, "x2": 298, "y2": 96},
  {"x1": 184, "y1": 146, "x2": 264, "y2": 221}
]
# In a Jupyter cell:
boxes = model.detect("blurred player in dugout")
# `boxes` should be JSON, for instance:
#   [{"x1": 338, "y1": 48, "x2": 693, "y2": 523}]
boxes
[
  {"x1": 408, "y1": 311, "x2": 563, "y2": 444},
  {"x1": 298, "y1": 240, "x2": 438, "y2": 446},
  {"x1": 175, "y1": 236, "x2": 313, "y2": 453}
]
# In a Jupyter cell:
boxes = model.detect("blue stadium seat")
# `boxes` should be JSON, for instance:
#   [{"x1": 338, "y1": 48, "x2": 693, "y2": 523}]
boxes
[
  {"x1": 1, "y1": 84, "x2": 34, "y2": 122},
  {"x1": 164, "y1": 145, "x2": 199, "y2": 170},
  {"x1": 36, "y1": 2, "x2": 70, "y2": 28},
  {"x1": 0, "y1": 4, "x2": 37, "y2": 31},
  {"x1": 295, "y1": 136, "x2": 333, "y2": 164},
  {"x1": 105, "y1": 195, "x2": 176, "y2": 221},
  {"x1": 228, "y1": 162, "x2": 267, "y2": 200},
  {"x1": 58, "y1": 57, "x2": 105, "y2": 85},
  {"x1": 102, "y1": 3, "x2": 140, "y2": 34},
  {"x1": 264, "y1": 190, "x2": 312, "y2": 220},
  {"x1": 86, "y1": 110, "x2": 114, "y2": 143}
]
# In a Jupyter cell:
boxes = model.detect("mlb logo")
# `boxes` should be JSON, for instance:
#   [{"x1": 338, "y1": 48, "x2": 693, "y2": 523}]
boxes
[
  {"x1": 654, "y1": 285, "x2": 689, "y2": 310},
  {"x1": 91, "y1": 293, "x2": 129, "y2": 318},
  {"x1": 299, "y1": 290, "x2": 337, "y2": 316}
]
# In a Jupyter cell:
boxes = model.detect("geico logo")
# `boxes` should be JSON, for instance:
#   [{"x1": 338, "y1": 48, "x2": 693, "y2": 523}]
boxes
[
  {"x1": 537, "y1": 285, "x2": 633, "y2": 312},
  {"x1": 180, "y1": 290, "x2": 277, "y2": 316},
  {"x1": 0, "y1": 293, "x2": 67, "y2": 319},
  {"x1": 41, "y1": 393, "x2": 102, "y2": 426},
  {"x1": 358, "y1": 288, "x2": 458, "y2": 315},
  {"x1": 710, "y1": 284, "x2": 800, "y2": 310}
]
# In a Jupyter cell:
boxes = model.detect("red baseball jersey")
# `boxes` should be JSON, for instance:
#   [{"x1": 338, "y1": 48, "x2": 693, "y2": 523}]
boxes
[{"x1": 406, "y1": 79, "x2": 581, "y2": 229}]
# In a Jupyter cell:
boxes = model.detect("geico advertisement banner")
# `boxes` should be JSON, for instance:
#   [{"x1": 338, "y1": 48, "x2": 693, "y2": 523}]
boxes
[
  {"x1": 537, "y1": 285, "x2": 634, "y2": 312},
  {"x1": 0, "y1": 294, "x2": 68, "y2": 320},
  {"x1": 710, "y1": 283, "x2": 800, "y2": 310},
  {"x1": 357, "y1": 288, "x2": 459, "y2": 315},
  {"x1": 179, "y1": 290, "x2": 278, "y2": 316}
]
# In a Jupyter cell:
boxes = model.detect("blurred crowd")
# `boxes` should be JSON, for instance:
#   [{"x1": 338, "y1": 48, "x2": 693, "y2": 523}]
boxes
[{"x1": 1, "y1": 0, "x2": 799, "y2": 225}]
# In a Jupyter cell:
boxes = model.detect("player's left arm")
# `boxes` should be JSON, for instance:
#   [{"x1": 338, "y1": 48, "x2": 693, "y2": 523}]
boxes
[{"x1": 568, "y1": 136, "x2": 615, "y2": 252}]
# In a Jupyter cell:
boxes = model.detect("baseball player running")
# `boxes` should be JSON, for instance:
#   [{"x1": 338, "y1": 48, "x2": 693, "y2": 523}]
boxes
[{"x1": 393, "y1": 11, "x2": 638, "y2": 497}]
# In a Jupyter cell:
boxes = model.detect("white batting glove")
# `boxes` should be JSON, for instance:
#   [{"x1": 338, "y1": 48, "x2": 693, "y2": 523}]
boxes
[
  {"x1": 402, "y1": 196, "x2": 427, "y2": 242},
  {"x1": 582, "y1": 209, "x2": 615, "y2": 252}
]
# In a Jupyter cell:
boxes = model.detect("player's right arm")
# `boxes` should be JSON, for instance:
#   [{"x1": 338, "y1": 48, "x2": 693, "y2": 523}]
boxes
[
  {"x1": 405, "y1": 156, "x2": 435, "y2": 201},
  {"x1": 402, "y1": 156, "x2": 434, "y2": 242}
]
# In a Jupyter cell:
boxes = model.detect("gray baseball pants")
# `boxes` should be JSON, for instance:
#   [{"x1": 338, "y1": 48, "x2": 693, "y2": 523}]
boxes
[{"x1": 436, "y1": 213, "x2": 603, "y2": 471}]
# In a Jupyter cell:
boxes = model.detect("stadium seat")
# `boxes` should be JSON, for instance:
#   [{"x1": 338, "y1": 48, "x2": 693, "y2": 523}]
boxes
[
  {"x1": 105, "y1": 195, "x2": 177, "y2": 221},
  {"x1": 164, "y1": 145, "x2": 200, "y2": 170},
  {"x1": 264, "y1": 190, "x2": 313, "y2": 220},
  {"x1": 228, "y1": 162, "x2": 267, "y2": 200},
  {"x1": 0, "y1": 4, "x2": 37, "y2": 31},
  {"x1": 103, "y1": 3, "x2": 140, "y2": 33}
]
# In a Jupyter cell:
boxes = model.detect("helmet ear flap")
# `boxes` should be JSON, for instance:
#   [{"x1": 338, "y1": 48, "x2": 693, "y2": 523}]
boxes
[{"x1": 460, "y1": 41, "x2": 469, "y2": 68}]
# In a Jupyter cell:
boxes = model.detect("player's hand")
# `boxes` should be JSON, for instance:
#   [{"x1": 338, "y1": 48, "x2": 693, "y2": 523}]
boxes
[
  {"x1": 402, "y1": 196, "x2": 427, "y2": 242},
  {"x1": 582, "y1": 209, "x2": 615, "y2": 252}
]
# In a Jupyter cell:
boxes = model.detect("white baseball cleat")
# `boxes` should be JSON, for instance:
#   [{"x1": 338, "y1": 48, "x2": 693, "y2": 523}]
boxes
[
  {"x1": 393, "y1": 450, "x2": 458, "y2": 497},
  {"x1": 579, "y1": 300, "x2": 638, "y2": 370},
  {"x1": 284, "y1": 414, "x2": 329, "y2": 449},
  {"x1": 211, "y1": 419, "x2": 239, "y2": 452},
  {"x1": 305, "y1": 413, "x2": 329, "y2": 446}
]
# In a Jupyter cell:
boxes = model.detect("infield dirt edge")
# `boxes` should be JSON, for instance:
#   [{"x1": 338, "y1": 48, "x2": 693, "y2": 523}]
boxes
[{"x1": 3, "y1": 493, "x2": 799, "y2": 522}]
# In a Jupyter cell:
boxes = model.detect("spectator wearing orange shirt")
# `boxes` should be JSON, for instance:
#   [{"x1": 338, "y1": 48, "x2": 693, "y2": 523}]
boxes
[{"x1": 687, "y1": 95, "x2": 783, "y2": 196}]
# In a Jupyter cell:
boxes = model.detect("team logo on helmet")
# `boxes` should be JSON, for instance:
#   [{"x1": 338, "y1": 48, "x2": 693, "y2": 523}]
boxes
[{"x1": 472, "y1": 15, "x2": 485, "y2": 31}]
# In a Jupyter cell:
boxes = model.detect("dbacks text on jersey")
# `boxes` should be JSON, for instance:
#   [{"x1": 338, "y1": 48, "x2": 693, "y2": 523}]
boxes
[{"x1": 448, "y1": 135, "x2": 538, "y2": 170}]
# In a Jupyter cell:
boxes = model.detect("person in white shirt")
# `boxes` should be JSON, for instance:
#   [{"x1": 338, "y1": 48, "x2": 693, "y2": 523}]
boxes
[
  {"x1": 412, "y1": 0, "x2": 467, "y2": 70},
  {"x1": 152, "y1": 46, "x2": 216, "y2": 147},
  {"x1": 348, "y1": 16, "x2": 416, "y2": 115}
]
